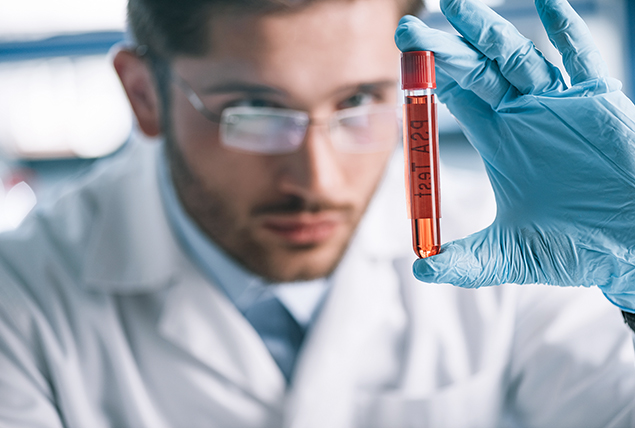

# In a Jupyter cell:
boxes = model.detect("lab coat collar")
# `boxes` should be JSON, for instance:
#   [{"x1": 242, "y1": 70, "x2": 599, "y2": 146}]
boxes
[{"x1": 80, "y1": 139, "x2": 182, "y2": 293}]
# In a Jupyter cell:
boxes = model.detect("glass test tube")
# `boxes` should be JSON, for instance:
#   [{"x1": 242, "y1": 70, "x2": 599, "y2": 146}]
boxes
[{"x1": 401, "y1": 51, "x2": 441, "y2": 258}]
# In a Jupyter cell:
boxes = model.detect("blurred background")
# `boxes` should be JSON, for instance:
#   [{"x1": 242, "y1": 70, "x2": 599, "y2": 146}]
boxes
[{"x1": 0, "y1": 0, "x2": 632, "y2": 233}]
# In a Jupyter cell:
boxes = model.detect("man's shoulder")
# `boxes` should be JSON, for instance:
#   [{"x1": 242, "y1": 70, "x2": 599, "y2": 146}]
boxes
[{"x1": 0, "y1": 141, "x2": 162, "y2": 313}]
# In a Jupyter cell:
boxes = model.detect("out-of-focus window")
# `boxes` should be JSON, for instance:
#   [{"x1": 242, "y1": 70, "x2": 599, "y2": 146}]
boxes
[{"x1": 0, "y1": 54, "x2": 132, "y2": 159}]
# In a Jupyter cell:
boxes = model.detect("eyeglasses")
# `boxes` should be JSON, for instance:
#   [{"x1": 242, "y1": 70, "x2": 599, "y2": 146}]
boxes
[{"x1": 172, "y1": 73, "x2": 400, "y2": 155}]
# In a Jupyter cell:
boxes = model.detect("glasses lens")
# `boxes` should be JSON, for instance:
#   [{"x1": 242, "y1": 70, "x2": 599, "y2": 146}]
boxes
[
  {"x1": 331, "y1": 105, "x2": 399, "y2": 153},
  {"x1": 220, "y1": 107, "x2": 309, "y2": 154}
]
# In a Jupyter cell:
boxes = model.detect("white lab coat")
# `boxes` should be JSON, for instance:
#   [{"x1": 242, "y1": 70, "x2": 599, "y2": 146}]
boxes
[{"x1": 1, "y1": 139, "x2": 634, "y2": 428}]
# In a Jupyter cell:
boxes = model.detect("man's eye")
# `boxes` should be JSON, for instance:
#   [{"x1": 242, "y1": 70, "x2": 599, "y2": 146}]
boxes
[{"x1": 339, "y1": 92, "x2": 377, "y2": 109}]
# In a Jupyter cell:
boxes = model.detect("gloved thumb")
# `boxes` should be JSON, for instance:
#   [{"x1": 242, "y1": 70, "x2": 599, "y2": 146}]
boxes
[{"x1": 412, "y1": 228, "x2": 504, "y2": 288}]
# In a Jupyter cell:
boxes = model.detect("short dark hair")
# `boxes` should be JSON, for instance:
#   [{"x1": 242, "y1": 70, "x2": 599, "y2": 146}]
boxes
[{"x1": 128, "y1": 0, "x2": 423, "y2": 58}]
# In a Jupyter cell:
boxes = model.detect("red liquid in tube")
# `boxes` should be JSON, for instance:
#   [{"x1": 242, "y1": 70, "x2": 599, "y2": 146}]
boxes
[{"x1": 401, "y1": 51, "x2": 441, "y2": 258}]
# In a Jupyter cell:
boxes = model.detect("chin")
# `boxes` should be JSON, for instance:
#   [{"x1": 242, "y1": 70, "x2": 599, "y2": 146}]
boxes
[{"x1": 240, "y1": 240, "x2": 350, "y2": 283}]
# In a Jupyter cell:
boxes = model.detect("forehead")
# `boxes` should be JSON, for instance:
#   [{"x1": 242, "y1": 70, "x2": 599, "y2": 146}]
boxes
[{"x1": 173, "y1": 0, "x2": 401, "y2": 104}]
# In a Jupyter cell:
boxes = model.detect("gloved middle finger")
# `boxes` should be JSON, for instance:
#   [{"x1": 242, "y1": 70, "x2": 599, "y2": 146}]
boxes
[{"x1": 440, "y1": 0, "x2": 565, "y2": 95}]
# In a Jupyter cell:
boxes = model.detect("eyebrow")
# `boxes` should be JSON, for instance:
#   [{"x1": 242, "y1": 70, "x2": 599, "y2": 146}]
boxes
[
  {"x1": 330, "y1": 79, "x2": 399, "y2": 98},
  {"x1": 200, "y1": 82, "x2": 285, "y2": 95}
]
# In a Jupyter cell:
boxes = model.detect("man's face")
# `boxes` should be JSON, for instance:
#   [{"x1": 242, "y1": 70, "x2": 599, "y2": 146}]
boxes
[{"x1": 167, "y1": 0, "x2": 401, "y2": 282}]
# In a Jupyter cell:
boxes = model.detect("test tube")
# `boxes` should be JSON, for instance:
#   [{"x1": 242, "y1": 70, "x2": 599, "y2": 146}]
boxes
[{"x1": 401, "y1": 51, "x2": 441, "y2": 258}]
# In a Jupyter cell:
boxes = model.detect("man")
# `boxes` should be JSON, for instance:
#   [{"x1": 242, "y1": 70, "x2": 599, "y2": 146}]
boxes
[{"x1": 1, "y1": 0, "x2": 635, "y2": 427}]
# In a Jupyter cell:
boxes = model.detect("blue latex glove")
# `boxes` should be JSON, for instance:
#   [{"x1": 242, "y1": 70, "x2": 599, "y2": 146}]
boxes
[{"x1": 395, "y1": 0, "x2": 635, "y2": 311}]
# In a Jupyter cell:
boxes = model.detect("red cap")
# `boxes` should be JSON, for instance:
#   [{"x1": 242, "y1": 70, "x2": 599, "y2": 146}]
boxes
[{"x1": 401, "y1": 51, "x2": 436, "y2": 90}]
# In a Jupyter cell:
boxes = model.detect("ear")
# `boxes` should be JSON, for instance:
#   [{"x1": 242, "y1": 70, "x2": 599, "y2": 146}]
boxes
[{"x1": 113, "y1": 49, "x2": 163, "y2": 137}]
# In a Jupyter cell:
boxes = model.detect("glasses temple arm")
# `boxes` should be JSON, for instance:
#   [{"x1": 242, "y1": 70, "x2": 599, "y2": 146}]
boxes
[{"x1": 172, "y1": 74, "x2": 223, "y2": 123}]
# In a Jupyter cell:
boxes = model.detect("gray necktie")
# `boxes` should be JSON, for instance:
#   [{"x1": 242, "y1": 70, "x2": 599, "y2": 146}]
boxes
[{"x1": 243, "y1": 292, "x2": 306, "y2": 382}]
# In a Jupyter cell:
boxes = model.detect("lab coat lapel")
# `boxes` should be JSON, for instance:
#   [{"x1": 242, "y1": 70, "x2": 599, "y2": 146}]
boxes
[
  {"x1": 158, "y1": 259, "x2": 286, "y2": 407},
  {"x1": 285, "y1": 240, "x2": 407, "y2": 428}
]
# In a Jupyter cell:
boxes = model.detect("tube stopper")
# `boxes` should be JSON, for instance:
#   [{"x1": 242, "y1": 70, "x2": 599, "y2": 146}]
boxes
[{"x1": 401, "y1": 51, "x2": 436, "y2": 90}]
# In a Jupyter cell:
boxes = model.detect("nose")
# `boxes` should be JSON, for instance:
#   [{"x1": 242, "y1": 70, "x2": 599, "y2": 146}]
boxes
[{"x1": 276, "y1": 123, "x2": 345, "y2": 202}]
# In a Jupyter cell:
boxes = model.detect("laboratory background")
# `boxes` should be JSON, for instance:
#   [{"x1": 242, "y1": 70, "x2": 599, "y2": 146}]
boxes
[{"x1": 0, "y1": 0, "x2": 632, "y2": 236}]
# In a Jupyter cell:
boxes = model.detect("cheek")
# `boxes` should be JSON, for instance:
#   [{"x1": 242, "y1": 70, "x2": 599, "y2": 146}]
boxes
[
  {"x1": 342, "y1": 151, "x2": 394, "y2": 199},
  {"x1": 190, "y1": 151, "x2": 276, "y2": 216},
  {"x1": 170, "y1": 100, "x2": 276, "y2": 214}
]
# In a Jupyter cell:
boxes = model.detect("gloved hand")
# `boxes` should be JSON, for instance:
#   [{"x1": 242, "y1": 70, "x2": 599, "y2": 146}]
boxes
[{"x1": 394, "y1": 0, "x2": 635, "y2": 311}]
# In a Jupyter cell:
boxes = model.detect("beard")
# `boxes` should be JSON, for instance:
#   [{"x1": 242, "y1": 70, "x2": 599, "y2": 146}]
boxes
[{"x1": 162, "y1": 132, "x2": 378, "y2": 282}]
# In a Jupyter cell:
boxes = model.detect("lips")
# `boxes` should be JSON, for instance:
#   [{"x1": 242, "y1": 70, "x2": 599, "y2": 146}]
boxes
[{"x1": 260, "y1": 212, "x2": 343, "y2": 246}]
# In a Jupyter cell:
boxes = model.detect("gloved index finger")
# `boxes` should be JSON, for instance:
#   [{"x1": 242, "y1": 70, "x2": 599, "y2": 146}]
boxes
[
  {"x1": 536, "y1": 0, "x2": 609, "y2": 85},
  {"x1": 440, "y1": 0, "x2": 564, "y2": 95},
  {"x1": 395, "y1": 16, "x2": 511, "y2": 110}
]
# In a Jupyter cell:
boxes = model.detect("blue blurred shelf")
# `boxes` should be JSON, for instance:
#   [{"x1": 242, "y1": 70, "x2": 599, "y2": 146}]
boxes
[{"x1": 0, "y1": 31, "x2": 125, "y2": 62}]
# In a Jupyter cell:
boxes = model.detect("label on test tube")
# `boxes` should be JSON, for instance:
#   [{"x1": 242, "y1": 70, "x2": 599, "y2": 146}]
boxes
[
  {"x1": 402, "y1": 51, "x2": 442, "y2": 258},
  {"x1": 404, "y1": 96, "x2": 440, "y2": 219}
]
